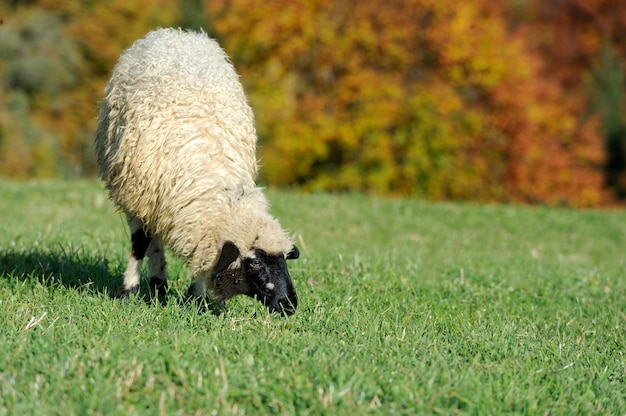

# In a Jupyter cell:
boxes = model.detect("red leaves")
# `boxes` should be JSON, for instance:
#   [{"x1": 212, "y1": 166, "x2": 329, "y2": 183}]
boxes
[
  {"x1": 208, "y1": 0, "x2": 619, "y2": 205},
  {"x1": 1, "y1": 0, "x2": 622, "y2": 206}
]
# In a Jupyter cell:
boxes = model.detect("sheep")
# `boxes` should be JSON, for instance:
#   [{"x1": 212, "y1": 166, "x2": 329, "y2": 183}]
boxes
[{"x1": 94, "y1": 28, "x2": 300, "y2": 315}]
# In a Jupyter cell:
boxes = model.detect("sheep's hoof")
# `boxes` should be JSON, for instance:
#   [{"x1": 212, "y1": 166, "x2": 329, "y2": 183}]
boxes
[
  {"x1": 149, "y1": 277, "x2": 168, "y2": 298},
  {"x1": 119, "y1": 285, "x2": 139, "y2": 299},
  {"x1": 186, "y1": 281, "x2": 205, "y2": 298},
  {"x1": 184, "y1": 292, "x2": 225, "y2": 315},
  {"x1": 202, "y1": 299, "x2": 226, "y2": 316}
]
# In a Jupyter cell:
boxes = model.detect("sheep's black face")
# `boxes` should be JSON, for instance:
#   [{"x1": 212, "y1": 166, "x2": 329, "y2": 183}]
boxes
[
  {"x1": 208, "y1": 242, "x2": 299, "y2": 316},
  {"x1": 242, "y1": 247, "x2": 299, "y2": 316}
]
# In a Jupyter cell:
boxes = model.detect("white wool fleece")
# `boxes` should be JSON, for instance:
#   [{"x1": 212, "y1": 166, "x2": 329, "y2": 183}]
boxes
[{"x1": 95, "y1": 28, "x2": 293, "y2": 275}]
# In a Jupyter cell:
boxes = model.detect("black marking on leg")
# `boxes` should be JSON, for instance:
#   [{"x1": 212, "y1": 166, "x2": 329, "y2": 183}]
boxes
[
  {"x1": 149, "y1": 276, "x2": 168, "y2": 298},
  {"x1": 119, "y1": 285, "x2": 139, "y2": 299},
  {"x1": 131, "y1": 229, "x2": 151, "y2": 260}
]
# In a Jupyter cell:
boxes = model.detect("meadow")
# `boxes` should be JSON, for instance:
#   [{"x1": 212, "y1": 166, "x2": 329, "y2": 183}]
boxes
[{"x1": 0, "y1": 179, "x2": 624, "y2": 415}]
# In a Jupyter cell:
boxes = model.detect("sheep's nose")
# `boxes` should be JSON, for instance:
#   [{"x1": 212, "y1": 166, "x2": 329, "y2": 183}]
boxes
[{"x1": 272, "y1": 296, "x2": 297, "y2": 316}]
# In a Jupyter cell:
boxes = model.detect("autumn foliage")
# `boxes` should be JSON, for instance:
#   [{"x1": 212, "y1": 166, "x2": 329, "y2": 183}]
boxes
[{"x1": 1, "y1": 0, "x2": 625, "y2": 206}]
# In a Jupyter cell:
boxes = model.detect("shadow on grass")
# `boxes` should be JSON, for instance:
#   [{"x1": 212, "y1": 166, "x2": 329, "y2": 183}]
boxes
[
  {"x1": 0, "y1": 243, "x2": 119, "y2": 298},
  {"x1": 0, "y1": 243, "x2": 225, "y2": 313}
]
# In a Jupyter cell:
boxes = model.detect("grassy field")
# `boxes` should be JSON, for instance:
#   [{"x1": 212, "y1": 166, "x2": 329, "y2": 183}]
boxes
[{"x1": 0, "y1": 179, "x2": 624, "y2": 415}]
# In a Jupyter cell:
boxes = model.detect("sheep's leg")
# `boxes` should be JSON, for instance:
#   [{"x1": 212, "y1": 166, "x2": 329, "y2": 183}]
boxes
[
  {"x1": 146, "y1": 239, "x2": 168, "y2": 297},
  {"x1": 120, "y1": 216, "x2": 151, "y2": 297},
  {"x1": 186, "y1": 272, "x2": 230, "y2": 314},
  {"x1": 186, "y1": 273, "x2": 207, "y2": 299}
]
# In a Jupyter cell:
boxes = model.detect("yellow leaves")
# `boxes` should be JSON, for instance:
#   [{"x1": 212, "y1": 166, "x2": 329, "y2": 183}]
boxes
[
  {"x1": 70, "y1": 0, "x2": 180, "y2": 66},
  {"x1": 0, "y1": 0, "x2": 613, "y2": 205},
  {"x1": 210, "y1": 0, "x2": 527, "y2": 199},
  {"x1": 427, "y1": 81, "x2": 464, "y2": 115},
  {"x1": 429, "y1": 3, "x2": 518, "y2": 89}
]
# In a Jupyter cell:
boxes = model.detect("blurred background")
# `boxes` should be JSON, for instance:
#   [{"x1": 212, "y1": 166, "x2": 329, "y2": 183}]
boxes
[{"x1": 0, "y1": 0, "x2": 625, "y2": 207}]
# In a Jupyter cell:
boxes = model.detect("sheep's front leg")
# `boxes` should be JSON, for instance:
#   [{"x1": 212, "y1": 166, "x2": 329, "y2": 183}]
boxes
[
  {"x1": 186, "y1": 272, "x2": 226, "y2": 312},
  {"x1": 120, "y1": 221, "x2": 151, "y2": 297},
  {"x1": 146, "y1": 239, "x2": 168, "y2": 297},
  {"x1": 186, "y1": 272, "x2": 207, "y2": 299}
]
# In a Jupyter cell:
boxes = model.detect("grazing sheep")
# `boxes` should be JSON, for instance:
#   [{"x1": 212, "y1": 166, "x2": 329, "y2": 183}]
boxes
[{"x1": 95, "y1": 28, "x2": 300, "y2": 315}]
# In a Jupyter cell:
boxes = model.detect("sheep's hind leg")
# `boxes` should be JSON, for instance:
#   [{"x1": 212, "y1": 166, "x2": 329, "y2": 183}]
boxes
[
  {"x1": 120, "y1": 216, "x2": 151, "y2": 298},
  {"x1": 146, "y1": 239, "x2": 168, "y2": 298}
]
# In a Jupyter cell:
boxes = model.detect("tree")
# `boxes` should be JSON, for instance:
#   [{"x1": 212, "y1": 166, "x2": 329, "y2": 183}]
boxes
[
  {"x1": 0, "y1": 8, "x2": 80, "y2": 177},
  {"x1": 524, "y1": 0, "x2": 626, "y2": 200},
  {"x1": 0, "y1": 0, "x2": 181, "y2": 177},
  {"x1": 207, "y1": 0, "x2": 607, "y2": 205}
]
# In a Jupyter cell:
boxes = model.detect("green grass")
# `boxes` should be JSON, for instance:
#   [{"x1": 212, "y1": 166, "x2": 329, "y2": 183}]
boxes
[{"x1": 0, "y1": 179, "x2": 625, "y2": 415}]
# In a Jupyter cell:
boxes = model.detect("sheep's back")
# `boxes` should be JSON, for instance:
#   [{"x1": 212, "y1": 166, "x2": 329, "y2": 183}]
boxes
[{"x1": 96, "y1": 28, "x2": 258, "y2": 234}]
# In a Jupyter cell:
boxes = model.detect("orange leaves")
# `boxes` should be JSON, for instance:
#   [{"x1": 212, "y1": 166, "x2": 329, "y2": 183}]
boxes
[
  {"x1": 0, "y1": 0, "x2": 620, "y2": 205},
  {"x1": 71, "y1": 0, "x2": 180, "y2": 68},
  {"x1": 205, "y1": 0, "x2": 614, "y2": 205}
]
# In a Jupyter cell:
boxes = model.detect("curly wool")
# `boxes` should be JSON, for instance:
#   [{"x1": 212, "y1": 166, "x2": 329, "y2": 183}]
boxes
[{"x1": 95, "y1": 28, "x2": 293, "y2": 275}]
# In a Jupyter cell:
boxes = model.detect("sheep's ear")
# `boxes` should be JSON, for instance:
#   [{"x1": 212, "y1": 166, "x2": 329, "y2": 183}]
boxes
[
  {"x1": 286, "y1": 245, "x2": 299, "y2": 260},
  {"x1": 212, "y1": 241, "x2": 240, "y2": 277}
]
